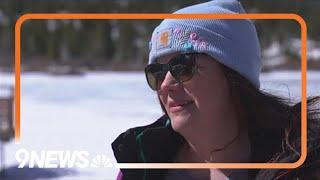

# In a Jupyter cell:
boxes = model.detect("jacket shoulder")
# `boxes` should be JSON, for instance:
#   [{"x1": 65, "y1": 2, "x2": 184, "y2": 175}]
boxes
[{"x1": 111, "y1": 114, "x2": 170, "y2": 163}]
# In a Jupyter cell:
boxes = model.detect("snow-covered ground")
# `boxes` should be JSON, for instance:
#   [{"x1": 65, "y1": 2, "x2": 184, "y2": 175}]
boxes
[{"x1": 0, "y1": 71, "x2": 319, "y2": 180}]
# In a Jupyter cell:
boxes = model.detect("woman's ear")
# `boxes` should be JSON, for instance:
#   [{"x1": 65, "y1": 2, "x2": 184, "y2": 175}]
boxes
[{"x1": 220, "y1": 64, "x2": 248, "y2": 131}]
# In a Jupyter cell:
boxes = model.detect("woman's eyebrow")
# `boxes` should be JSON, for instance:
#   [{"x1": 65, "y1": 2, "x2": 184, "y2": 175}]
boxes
[
  {"x1": 156, "y1": 59, "x2": 167, "y2": 64},
  {"x1": 157, "y1": 53, "x2": 180, "y2": 64},
  {"x1": 156, "y1": 57, "x2": 171, "y2": 64}
]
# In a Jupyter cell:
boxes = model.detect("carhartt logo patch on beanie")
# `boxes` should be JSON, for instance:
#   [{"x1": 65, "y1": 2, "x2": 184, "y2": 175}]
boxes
[{"x1": 148, "y1": 0, "x2": 262, "y2": 88}]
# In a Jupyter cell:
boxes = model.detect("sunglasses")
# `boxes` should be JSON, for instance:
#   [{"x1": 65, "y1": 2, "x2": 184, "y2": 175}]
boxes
[{"x1": 144, "y1": 53, "x2": 198, "y2": 91}]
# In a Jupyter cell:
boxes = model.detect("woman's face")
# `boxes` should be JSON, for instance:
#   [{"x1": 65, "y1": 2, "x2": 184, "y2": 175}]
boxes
[{"x1": 157, "y1": 53, "x2": 236, "y2": 137}]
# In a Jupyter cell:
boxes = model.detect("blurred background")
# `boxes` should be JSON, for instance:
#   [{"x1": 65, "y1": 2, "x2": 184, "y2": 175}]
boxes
[
  {"x1": 0, "y1": 0, "x2": 319, "y2": 179},
  {"x1": 0, "y1": 0, "x2": 319, "y2": 72}
]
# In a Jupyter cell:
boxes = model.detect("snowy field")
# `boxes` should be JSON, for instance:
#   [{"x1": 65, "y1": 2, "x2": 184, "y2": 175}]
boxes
[{"x1": 0, "y1": 71, "x2": 320, "y2": 180}]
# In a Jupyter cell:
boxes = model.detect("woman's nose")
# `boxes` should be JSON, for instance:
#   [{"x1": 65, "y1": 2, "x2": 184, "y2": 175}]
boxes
[{"x1": 159, "y1": 71, "x2": 181, "y2": 93}]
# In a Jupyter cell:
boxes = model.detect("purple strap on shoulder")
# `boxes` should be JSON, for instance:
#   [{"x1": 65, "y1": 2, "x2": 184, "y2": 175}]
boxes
[{"x1": 116, "y1": 170, "x2": 123, "y2": 180}]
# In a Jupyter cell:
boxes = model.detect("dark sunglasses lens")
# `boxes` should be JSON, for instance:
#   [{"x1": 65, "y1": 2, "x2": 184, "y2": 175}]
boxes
[
  {"x1": 145, "y1": 64, "x2": 167, "y2": 90},
  {"x1": 170, "y1": 54, "x2": 196, "y2": 82}
]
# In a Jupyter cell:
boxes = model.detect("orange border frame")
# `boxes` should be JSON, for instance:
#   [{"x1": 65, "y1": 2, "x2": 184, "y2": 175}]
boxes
[{"x1": 14, "y1": 13, "x2": 307, "y2": 169}]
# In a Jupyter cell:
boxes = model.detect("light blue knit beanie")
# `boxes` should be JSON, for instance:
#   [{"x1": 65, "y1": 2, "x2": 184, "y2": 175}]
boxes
[{"x1": 148, "y1": 0, "x2": 262, "y2": 88}]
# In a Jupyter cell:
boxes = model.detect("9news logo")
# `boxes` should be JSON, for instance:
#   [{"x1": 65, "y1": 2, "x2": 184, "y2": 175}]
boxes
[{"x1": 15, "y1": 148, "x2": 113, "y2": 168}]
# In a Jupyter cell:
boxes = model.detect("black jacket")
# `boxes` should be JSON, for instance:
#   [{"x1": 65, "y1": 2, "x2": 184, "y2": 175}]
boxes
[{"x1": 112, "y1": 115, "x2": 320, "y2": 180}]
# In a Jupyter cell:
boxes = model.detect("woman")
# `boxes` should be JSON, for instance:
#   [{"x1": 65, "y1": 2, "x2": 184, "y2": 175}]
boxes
[{"x1": 112, "y1": 0, "x2": 320, "y2": 179}]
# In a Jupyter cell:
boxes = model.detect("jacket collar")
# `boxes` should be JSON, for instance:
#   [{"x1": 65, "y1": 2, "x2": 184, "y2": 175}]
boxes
[{"x1": 111, "y1": 115, "x2": 185, "y2": 179}]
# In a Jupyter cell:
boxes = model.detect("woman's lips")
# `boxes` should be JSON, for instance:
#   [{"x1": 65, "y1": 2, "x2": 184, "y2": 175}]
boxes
[{"x1": 169, "y1": 101, "x2": 193, "y2": 113}]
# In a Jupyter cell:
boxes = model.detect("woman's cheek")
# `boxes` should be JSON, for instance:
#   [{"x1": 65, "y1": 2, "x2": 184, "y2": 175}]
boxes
[{"x1": 159, "y1": 95, "x2": 168, "y2": 111}]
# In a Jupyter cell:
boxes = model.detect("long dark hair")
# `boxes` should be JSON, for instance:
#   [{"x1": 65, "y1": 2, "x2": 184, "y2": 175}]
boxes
[
  {"x1": 158, "y1": 61, "x2": 320, "y2": 165},
  {"x1": 220, "y1": 64, "x2": 320, "y2": 179},
  {"x1": 221, "y1": 64, "x2": 320, "y2": 163}
]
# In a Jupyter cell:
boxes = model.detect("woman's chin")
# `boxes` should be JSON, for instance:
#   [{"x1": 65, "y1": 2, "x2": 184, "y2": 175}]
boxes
[{"x1": 170, "y1": 113, "x2": 193, "y2": 132}]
